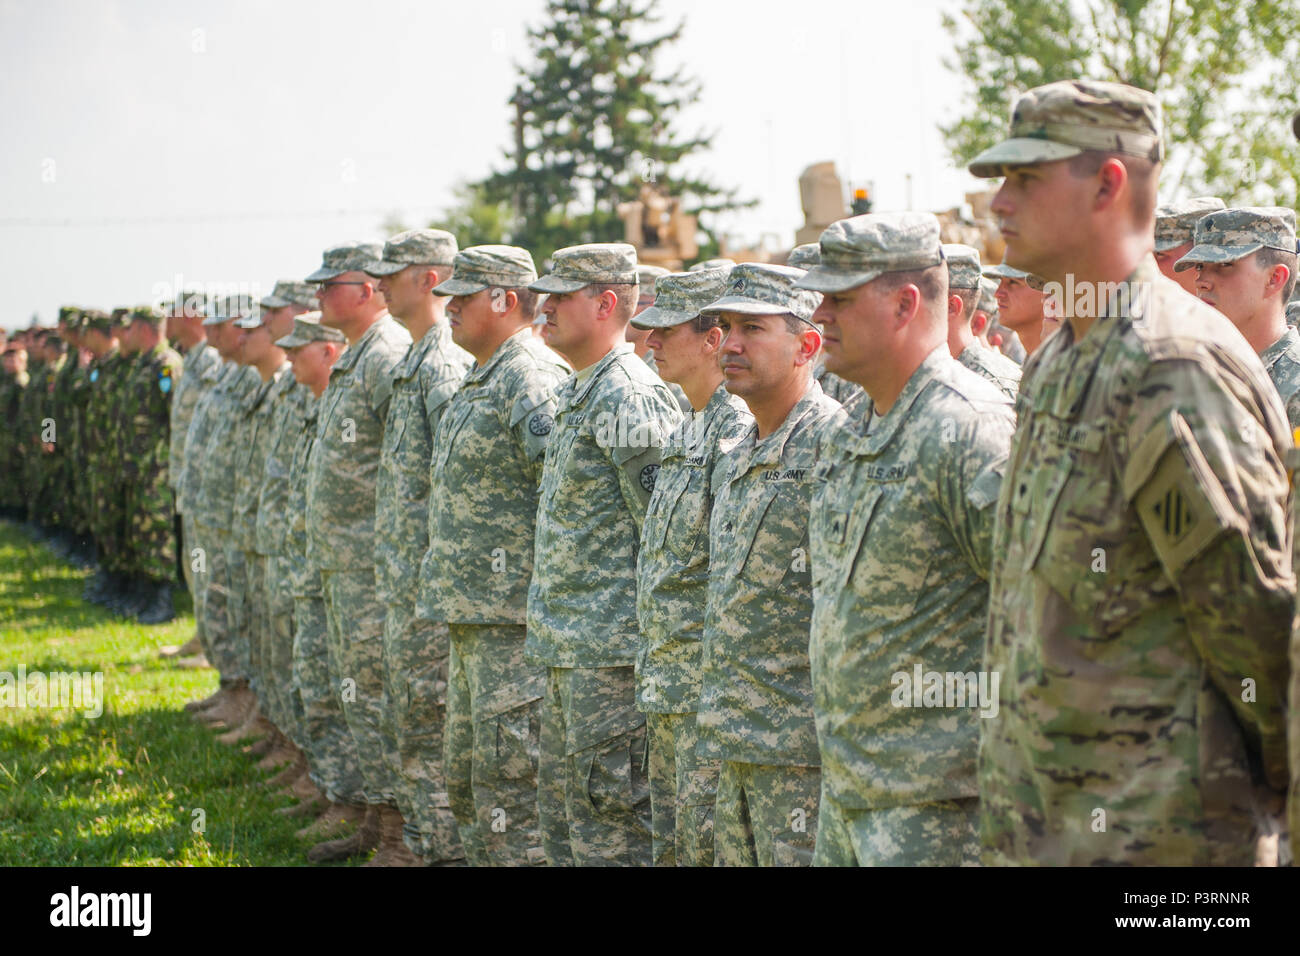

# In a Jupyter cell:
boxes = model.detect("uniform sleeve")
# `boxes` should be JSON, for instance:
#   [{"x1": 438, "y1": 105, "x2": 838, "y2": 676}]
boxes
[
  {"x1": 422, "y1": 366, "x2": 463, "y2": 442},
  {"x1": 366, "y1": 346, "x2": 406, "y2": 424},
  {"x1": 509, "y1": 382, "x2": 562, "y2": 485},
  {"x1": 937, "y1": 403, "x2": 1014, "y2": 581},
  {"x1": 1121, "y1": 358, "x2": 1293, "y2": 790},
  {"x1": 601, "y1": 387, "x2": 680, "y2": 533}
]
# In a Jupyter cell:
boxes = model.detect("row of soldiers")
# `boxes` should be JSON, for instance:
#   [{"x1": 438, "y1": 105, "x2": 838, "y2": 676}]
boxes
[
  {"x1": 6, "y1": 76, "x2": 1300, "y2": 866},
  {"x1": 0, "y1": 308, "x2": 182, "y2": 623}
]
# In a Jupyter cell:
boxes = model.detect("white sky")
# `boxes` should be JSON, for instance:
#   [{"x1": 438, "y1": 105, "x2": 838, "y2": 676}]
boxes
[{"x1": 0, "y1": 0, "x2": 984, "y2": 330}]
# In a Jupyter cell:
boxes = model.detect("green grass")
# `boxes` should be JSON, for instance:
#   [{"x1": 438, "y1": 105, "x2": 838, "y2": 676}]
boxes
[{"x1": 0, "y1": 520, "x2": 333, "y2": 866}]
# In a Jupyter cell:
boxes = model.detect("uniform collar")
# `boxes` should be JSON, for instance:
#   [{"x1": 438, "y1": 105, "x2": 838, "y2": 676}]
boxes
[
  {"x1": 735, "y1": 377, "x2": 826, "y2": 468},
  {"x1": 566, "y1": 342, "x2": 635, "y2": 407}
]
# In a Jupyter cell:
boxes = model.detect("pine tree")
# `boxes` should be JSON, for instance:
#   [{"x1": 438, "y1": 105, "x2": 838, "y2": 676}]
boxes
[{"x1": 474, "y1": 0, "x2": 750, "y2": 263}]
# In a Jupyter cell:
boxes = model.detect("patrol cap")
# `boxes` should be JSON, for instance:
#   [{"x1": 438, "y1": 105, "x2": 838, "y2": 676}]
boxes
[
  {"x1": 1154, "y1": 197, "x2": 1226, "y2": 252},
  {"x1": 365, "y1": 229, "x2": 458, "y2": 277},
  {"x1": 529, "y1": 243, "x2": 639, "y2": 293},
  {"x1": 977, "y1": 277, "x2": 999, "y2": 315},
  {"x1": 795, "y1": 212, "x2": 945, "y2": 294},
  {"x1": 636, "y1": 264, "x2": 671, "y2": 295},
  {"x1": 943, "y1": 243, "x2": 983, "y2": 290},
  {"x1": 110, "y1": 307, "x2": 131, "y2": 327},
  {"x1": 203, "y1": 294, "x2": 256, "y2": 326},
  {"x1": 982, "y1": 257, "x2": 1047, "y2": 291},
  {"x1": 82, "y1": 309, "x2": 116, "y2": 333},
  {"x1": 129, "y1": 304, "x2": 165, "y2": 328},
  {"x1": 57, "y1": 305, "x2": 82, "y2": 326},
  {"x1": 630, "y1": 268, "x2": 732, "y2": 330},
  {"x1": 275, "y1": 311, "x2": 345, "y2": 348},
  {"x1": 234, "y1": 311, "x2": 268, "y2": 329},
  {"x1": 306, "y1": 241, "x2": 385, "y2": 282},
  {"x1": 260, "y1": 280, "x2": 317, "y2": 310},
  {"x1": 167, "y1": 289, "x2": 208, "y2": 319},
  {"x1": 968, "y1": 79, "x2": 1164, "y2": 179},
  {"x1": 786, "y1": 244, "x2": 820, "y2": 270},
  {"x1": 689, "y1": 257, "x2": 737, "y2": 273},
  {"x1": 701, "y1": 262, "x2": 821, "y2": 325},
  {"x1": 433, "y1": 245, "x2": 539, "y2": 297},
  {"x1": 1174, "y1": 206, "x2": 1298, "y2": 272}
]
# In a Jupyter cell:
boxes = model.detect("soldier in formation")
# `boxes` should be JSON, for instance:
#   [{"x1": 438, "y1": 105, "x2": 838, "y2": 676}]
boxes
[{"x1": 6, "y1": 74, "x2": 1300, "y2": 867}]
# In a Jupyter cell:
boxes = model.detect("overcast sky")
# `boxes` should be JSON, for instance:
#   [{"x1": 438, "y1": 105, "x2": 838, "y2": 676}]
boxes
[{"x1": 0, "y1": 0, "x2": 985, "y2": 330}]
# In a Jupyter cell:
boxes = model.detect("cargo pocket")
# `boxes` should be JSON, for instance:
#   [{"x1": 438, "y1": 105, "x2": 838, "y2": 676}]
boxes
[{"x1": 493, "y1": 701, "x2": 542, "y2": 783}]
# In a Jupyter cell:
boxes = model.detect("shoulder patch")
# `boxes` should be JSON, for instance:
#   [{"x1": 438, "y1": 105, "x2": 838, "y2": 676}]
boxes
[
  {"x1": 528, "y1": 411, "x2": 554, "y2": 436},
  {"x1": 639, "y1": 463, "x2": 659, "y2": 493}
]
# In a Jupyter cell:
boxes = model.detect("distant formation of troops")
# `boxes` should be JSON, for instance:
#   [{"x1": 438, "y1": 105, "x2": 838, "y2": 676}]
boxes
[{"x1": 4, "y1": 78, "x2": 1300, "y2": 866}]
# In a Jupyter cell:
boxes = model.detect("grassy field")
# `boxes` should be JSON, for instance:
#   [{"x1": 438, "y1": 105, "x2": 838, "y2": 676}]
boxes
[{"x1": 0, "y1": 520, "x2": 331, "y2": 866}]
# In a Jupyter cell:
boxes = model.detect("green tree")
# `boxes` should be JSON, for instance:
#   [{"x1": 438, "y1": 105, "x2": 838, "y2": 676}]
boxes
[
  {"x1": 943, "y1": 0, "x2": 1300, "y2": 208},
  {"x1": 475, "y1": 0, "x2": 751, "y2": 263}
]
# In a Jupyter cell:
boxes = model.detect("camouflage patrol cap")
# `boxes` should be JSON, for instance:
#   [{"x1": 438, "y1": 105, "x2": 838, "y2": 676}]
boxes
[
  {"x1": 968, "y1": 79, "x2": 1164, "y2": 178},
  {"x1": 110, "y1": 307, "x2": 131, "y2": 327},
  {"x1": 57, "y1": 306, "x2": 82, "y2": 326},
  {"x1": 260, "y1": 280, "x2": 317, "y2": 310},
  {"x1": 305, "y1": 241, "x2": 385, "y2": 282},
  {"x1": 1154, "y1": 197, "x2": 1226, "y2": 252},
  {"x1": 943, "y1": 243, "x2": 982, "y2": 290},
  {"x1": 631, "y1": 268, "x2": 732, "y2": 329},
  {"x1": 529, "y1": 243, "x2": 639, "y2": 293},
  {"x1": 786, "y1": 244, "x2": 820, "y2": 270},
  {"x1": 689, "y1": 257, "x2": 737, "y2": 273},
  {"x1": 636, "y1": 264, "x2": 671, "y2": 294},
  {"x1": 433, "y1": 245, "x2": 539, "y2": 296},
  {"x1": 203, "y1": 294, "x2": 256, "y2": 326},
  {"x1": 977, "y1": 277, "x2": 999, "y2": 315},
  {"x1": 795, "y1": 212, "x2": 945, "y2": 294},
  {"x1": 701, "y1": 262, "x2": 821, "y2": 325},
  {"x1": 1173, "y1": 206, "x2": 1298, "y2": 272},
  {"x1": 275, "y1": 311, "x2": 345, "y2": 348},
  {"x1": 82, "y1": 309, "x2": 116, "y2": 333},
  {"x1": 365, "y1": 229, "x2": 459, "y2": 277},
  {"x1": 983, "y1": 257, "x2": 1046, "y2": 291},
  {"x1": 167, "y1": 289, "x2": 208, "y2": 319},
  {"x1": 129, "y1": 304, "x2": 165, "y2": 328}
]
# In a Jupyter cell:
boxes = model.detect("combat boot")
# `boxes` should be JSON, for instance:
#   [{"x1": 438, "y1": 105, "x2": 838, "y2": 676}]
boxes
[
  {"x1": 160, "y1": 633, "x2": 203, "y2": 659},
  {"x1": 115, "y1": 578, "x2": 151, "y2": 618},
  {"x1": 103, "y1": 574, "x2": 139, "y2": 615},
  {"x1": 274, "y1": 775, "x2": 328, "y2": 819},
  {"x1": 136, "y1": 582, "x2": 175, "y2": 624},
  {"x1": 216, "y1": 706, "x2": 272, "y2": 746},
  {"x1": 361, "y1": 806, "x2": 423, "y2": 867},
  {"x1": 199, "y1": 680, "x2": 255, "y2": 729},
  {"x1": 256, "y1": 733, "x2": 298, "y2": 771},
  {"x1": 292, "y1": 798, "x2": 362, "y2": 833},
  {"x1": 306, "y1": 804, "x2": 380, "y2": 862},
  {"x1": 265, "y1": 747, "x2": 306, "y2": 785},
  {"x1": 184, "y1": 686, "x2": 225, "y2": 713}
]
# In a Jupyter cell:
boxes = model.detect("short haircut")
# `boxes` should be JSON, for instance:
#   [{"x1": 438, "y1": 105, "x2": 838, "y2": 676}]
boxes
[
  {"x1": 1066, "y1": 149, "x2": 1158, "y2": 222},
  {"x1": 690, "y1": 312, "x2": 720, "y2": 333},
  {"x1": 1256, "y1": 247, "x2": 1298, "y2": 303},
  {"x1": 953, "y1": 288, "x2": 979, "y2": 325},
  {"x1": 585, "y1": 282, "x2": 637, "y2": 323},
  {"x1": 872, "y1": 263, "x2": 949, "y2": 331},
  {"x1": 511, "y1": 287, "x2": 541, "y2": 322}
]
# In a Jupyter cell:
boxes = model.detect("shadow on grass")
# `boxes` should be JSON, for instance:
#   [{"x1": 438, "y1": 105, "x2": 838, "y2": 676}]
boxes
[{"x1": 0, "y1": 705, "x2": 338, "y2": 866}]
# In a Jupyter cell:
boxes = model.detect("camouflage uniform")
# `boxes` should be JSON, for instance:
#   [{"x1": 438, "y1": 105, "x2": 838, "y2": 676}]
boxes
[
  {"x1": 278, "y1": 313, "x2": 362, "y2": 803},
  {"x1": 525, "y1": 243, "x2": 682, "y2": 866},
  {"x1": 629, "y1": 268, "x2": 750, "y2": 867},
  {"x1": 85, "y1": 333, "x2": 130, "y2": 574},
  {"x1": 306, "y1": 243, "x2": 412, "y2": 807},
  {"x1": 189, "y1": 302, "x2": 261, "y2": 682},
  {"x1": 418, "y1": 247, "x2": 569, "y2": 866},
  {"x1": 797, "y1": 217, "x2": 1015, "y2": 866},
  {"x1": 371, "y1": 263, "x2": 472, "y2": 860},
  {"x1": 970, "y1": 81, "x2": 1292, "y2": 865},
  {"x1": 1174, "y1": 207, "x2": 1300, "y2": 429},
  {"x1": 0, "y1": 364, "x2": 28, "y2": 514},
  {"x1": 171, "y1": 335, "x2": 219, "y2": 634},
  {"x1": 118, "y1": 319, "x2": 183, "y2": 583}
]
